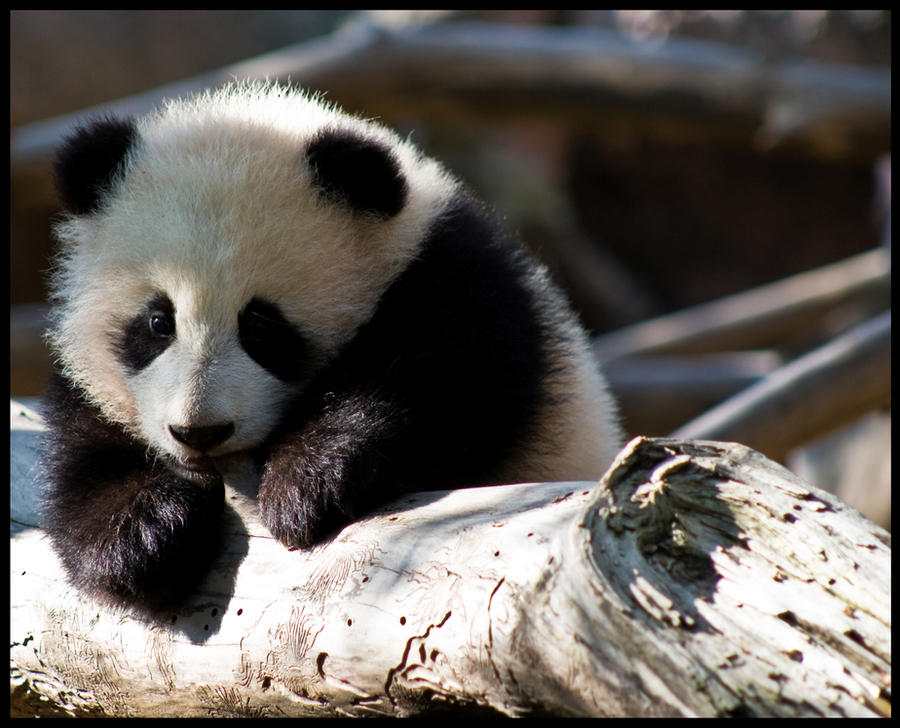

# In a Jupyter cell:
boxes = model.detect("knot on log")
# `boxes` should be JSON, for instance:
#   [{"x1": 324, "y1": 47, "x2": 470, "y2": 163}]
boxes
[{"x1": 570, "y1": 436, "x2": 890, "y2": 717}]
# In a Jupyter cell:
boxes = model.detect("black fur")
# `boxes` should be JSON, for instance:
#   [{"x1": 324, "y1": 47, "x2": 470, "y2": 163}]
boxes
[
  {"x1": 306, "y1": 129, "x2": 408, "y2": 218},
  {"x1": 53, "y1": 116, "x2": 137, "y2": 215},
  {"x1": 258, "y1": 192, "x2": 555, "y2": 547},
  {"x1": 41, "y1": 373, "x2": 224, "y2": 610}
]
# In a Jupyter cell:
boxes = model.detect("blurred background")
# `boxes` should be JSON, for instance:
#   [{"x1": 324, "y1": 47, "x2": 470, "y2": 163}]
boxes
[{"x1": 10, "y1": 10, "x2": 891, "y2": 527}]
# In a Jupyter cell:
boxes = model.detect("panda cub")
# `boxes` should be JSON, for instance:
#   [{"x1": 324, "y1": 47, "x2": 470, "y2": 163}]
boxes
[{"x1": 43, "y1": 82, "x2": 622, "y2": 609}]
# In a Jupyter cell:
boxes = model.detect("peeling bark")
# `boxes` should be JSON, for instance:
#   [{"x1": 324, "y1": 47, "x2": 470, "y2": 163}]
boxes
[{"x1": 10, "y1": 400, "x2": 891, "y2": 717}]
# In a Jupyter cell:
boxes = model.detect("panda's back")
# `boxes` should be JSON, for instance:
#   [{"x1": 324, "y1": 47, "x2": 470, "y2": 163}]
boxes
[{"x1": 310, "y1": 190, "x2": 621, "y2": 489}]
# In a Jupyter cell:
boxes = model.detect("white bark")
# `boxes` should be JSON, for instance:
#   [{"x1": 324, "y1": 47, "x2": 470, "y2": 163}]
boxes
[{"x1": 10, "y1": 400, "x2": 891, "y2": 717}]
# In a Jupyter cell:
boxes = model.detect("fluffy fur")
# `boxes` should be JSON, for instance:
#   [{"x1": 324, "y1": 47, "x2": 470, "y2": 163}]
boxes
[{"x1": 43, "y1": 82, "x2": 622, "y2": 610}]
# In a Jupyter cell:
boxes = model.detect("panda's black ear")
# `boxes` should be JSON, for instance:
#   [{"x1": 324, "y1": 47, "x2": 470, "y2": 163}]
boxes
[
  {"x1": 306, "y1": 129, "x2": 408, "y2": 219},
  {"x1": 54, "y1": 116, "x2": 137, "y2": 215}
]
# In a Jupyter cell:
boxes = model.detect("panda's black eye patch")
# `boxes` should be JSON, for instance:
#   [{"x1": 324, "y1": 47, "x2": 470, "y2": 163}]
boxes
[
  {"x1": 239, "y1": 298, "x2": 313, "y2": 383},
  {"x1": 115, "y1": 293, "x2": 176, "y2": 373},
  {"x1": 240, "y1": 304, "x2": 279, "y2": 343}
]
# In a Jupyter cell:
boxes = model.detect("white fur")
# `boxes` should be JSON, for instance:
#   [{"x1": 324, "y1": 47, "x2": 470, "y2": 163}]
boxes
[{"x1": 48, "y1": 81, "x2": 622, "y2": 478}]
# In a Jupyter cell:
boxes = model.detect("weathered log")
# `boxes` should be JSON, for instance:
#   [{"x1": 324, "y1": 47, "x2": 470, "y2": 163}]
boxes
[{"x1": 10, "y1": 400, "x2": 891, "y2": 717}]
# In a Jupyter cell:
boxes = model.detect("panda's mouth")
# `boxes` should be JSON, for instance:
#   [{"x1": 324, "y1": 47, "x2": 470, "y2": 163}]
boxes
[{"x1": 172, "y1": 454, "x2": 222, "y2": 483}]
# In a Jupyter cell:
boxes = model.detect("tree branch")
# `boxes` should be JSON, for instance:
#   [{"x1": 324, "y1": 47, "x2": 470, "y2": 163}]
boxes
[
  {"x1": 11, "y1": 19, "x2": 890, "y2": 165},
  {"x1": 671, "y1": 311, "x2": 890, "y2": 461},
  {"x1": 592, "y1": 248, "x2": 890, "y2": 363}
]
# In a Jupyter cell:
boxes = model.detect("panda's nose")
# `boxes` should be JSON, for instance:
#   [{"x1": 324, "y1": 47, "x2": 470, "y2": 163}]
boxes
[{"x1": 169, "y1": 423, "x2": 235, "y2": 452}]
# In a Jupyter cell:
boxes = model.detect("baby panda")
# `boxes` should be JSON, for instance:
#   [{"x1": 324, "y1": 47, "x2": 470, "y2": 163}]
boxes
[{"x1": 42, "y1": 81, "x2": 622, "y2": 609}]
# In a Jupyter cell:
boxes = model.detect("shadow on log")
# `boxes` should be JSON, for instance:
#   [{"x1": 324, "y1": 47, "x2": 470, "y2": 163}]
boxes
[{"x1": 10, "y1": 400, "x2": 891, "y2": 717}]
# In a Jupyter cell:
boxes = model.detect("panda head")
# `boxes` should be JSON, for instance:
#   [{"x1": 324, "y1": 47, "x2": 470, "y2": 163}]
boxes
[{"x1": 47, "y1": 82, "x2": 455, "y2": 477}]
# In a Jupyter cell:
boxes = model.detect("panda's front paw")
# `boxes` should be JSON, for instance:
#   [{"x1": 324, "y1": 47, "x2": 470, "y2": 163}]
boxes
[
  {"x1": 108, "y1": 475, "x2": 225, "y2": 607},
  {"x1": 257, "y1": 468, "x2": 351, "y2": 550},
  {"x1": 46, "y1": 471, "x2": 225, "y2": 609}
]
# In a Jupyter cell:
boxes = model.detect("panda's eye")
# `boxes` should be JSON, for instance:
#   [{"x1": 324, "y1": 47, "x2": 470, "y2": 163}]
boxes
[
  {"x1": 115, "y1": 293, "x2": 176, "y2": 373},
  {"x1": 149, "y1": 310, "x2": 175, "y2": 339},
  {"x1": 239, "y1": 298, "x2": 313, "y2": 382}
]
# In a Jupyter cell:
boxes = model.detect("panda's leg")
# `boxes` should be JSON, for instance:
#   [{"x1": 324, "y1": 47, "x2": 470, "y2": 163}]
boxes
[
  {"x1": 41, "y1": 373, "x2": 224, "y2": 608},
  {"x1": 257, "y1": 389, "x2": 405, "y2": 549}
]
